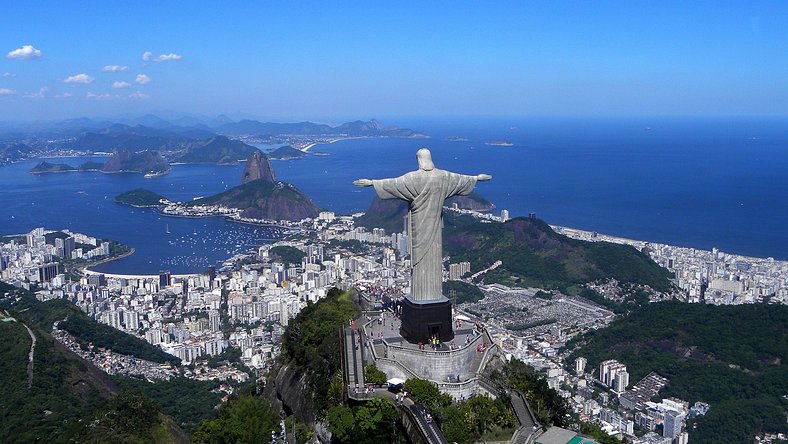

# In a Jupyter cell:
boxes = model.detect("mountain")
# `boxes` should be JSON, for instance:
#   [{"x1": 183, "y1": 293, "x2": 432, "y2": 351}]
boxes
[
  {"x1": 355, "y1": 196, "x2": 410, "y2": 233},
  {"x1": 30, "y1": 160, "x2": 106, "y2": 173},
  {"x1": 101, "y1": 150, "x2": 170, "y2": 174},
  {"x1": 171, "y1": 136, "x2": 259, "y2": 164},
  {"x1": 267, "y1": 145, "x2": 306, "y2": 160},
  {"x1": 443, "y1": 213, "x2": 672, "y2": 293},
  {"x1": 30, "y1": 161, "x2": 78, "y2": 173},
  {"x1": 129, "y1": 114, "x2": 172, "y2": 128},
  {"x1": 207, "y1": 114, "x2": 234, "y2": 127},
  {"x1": 188, "y1": 150, "x2": 318, "y2": 221},
  {"x1": 217, "y1": 120, "x2": 333, "y2": 136},
  {"x1": 355, "y1": 192, "x2": 495, "y2": 233},
  {"x1": 65, "y1": 124, "x2": 191, "y2": 152},
  {"x1": 2, "y1": 289, "x2": 180, "y2": 365},
  {"x1": 241, "y1": 150, "x2": 275, "y2": 183},
  {"x1": 190, "y1": 180, "x2": 319, "y2": 221},
  {"x1": 0, "y1": 143, "x2": 32, "y2": 164},
  {"x1": 567, "y1": 302, "x2": 788, "y2": 443},
  {"x1": 333, "y1": 119, "x2": 385, "y2": 134},
  {"x1": 115, "y1": 188, "x2": 168, "y2": 207},
  {"x1": 447, "y1": 192, "x2": 495, "y2": 212},
  {"x1": 0, "y1": 282, "x2": 188, "y2": 443},
  {"x1": 216, "y1": 118, "x2": 426, "y2": 138}
]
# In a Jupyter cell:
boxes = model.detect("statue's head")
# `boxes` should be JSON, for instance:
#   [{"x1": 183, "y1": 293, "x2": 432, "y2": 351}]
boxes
[{"x1": 416, "y1": 148, "x2": 435, "y2": 171}]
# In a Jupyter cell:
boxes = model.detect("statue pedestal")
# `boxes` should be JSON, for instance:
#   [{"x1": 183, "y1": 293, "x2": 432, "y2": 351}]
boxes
[{"x1": 400, "y1": 295, "x2": 454, "y2": 344}]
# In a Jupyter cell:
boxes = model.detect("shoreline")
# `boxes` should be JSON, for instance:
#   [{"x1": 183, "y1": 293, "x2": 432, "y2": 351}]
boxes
[
  {"x1": 300, "y1": 136, "x2": 369, "y2": 152},
  {"x1": 551, "y1": 224, "x2": 788, "y2": 264},
  {"x1": 82, "y1": 246, "x2": 204, "y2": 279},
  {"x1": 81, "y1": 246, "x2": 135, "y2": 274}
]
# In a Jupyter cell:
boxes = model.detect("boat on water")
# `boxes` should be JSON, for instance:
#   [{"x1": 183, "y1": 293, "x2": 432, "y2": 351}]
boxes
[{"x1": 144, "y1": 168, "x2": 171, "y2": 179}]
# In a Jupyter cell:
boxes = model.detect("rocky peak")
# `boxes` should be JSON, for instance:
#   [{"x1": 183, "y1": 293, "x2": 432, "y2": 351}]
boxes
[{"x1": 241, "y1": 150, "x2": 275, "y2": 184}]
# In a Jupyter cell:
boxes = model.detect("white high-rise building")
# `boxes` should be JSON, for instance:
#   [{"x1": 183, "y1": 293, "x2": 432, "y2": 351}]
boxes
[
  {"x1": 614, "y1": 370, "x2": 629, "y2": 392},
  {"x1": 125, "y1": 311, "x2": 141, "y2": 331},
  {"x1": 575, "y1": 357, "x2": 587, "y2": 374},
  {"x1": 599, "y1": 359, "x2": 627, "y2": 387},
  {"x1": 501, "y1": 209, "x2": 509, "y2": 222}
]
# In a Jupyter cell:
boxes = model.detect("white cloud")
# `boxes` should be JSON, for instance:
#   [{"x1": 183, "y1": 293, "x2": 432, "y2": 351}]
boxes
[
  {"x1": 6, "y1": 45, "x2": 42, "y2": 60},
  {"x1": 112, "y1": 81, "x2": 131, "y2": 88},
  {"x1": 64, "y1": 73, "x2": 94, "y2": 84},
  {"x1": 102, "y1": 65, "x2": 129, "y2": 72},
  {"x1": 55, "y1": 92, "x2": 72, "y2": 99},
  {"x1": 128, "y1": 91, "x2": 149, "y2": 100},
  {"x1": 86, "y1": 92, "x2": 111, "y2": 100},
  {"x1": 154, "y1": 53, "x2": 182, "y2": 62},
  {"x1": 0, "y1": 88, "x2": 15, "y2": 95},
  {"x1": 2, "y1": 72, "x2": 15, "y2": 77},
  {"x1": 135, "y1": 73, "x2": 152, "y2": 84},
  {"x1": 142, "y1": 50, "x2": 182, "y2": 62},
  {"x1": 23, "y1": 87, "x2": 47, "y2": 99}
]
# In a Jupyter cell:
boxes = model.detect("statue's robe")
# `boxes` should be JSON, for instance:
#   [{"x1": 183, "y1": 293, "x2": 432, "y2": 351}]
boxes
[{"x1": 373, "y1": 169, "x2": 477, "y2": 302}]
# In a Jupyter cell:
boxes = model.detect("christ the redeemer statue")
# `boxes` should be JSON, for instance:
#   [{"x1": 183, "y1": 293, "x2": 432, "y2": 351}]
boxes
[{"x1": 354, "y1": 148, "x2": 491, "y2": 343}]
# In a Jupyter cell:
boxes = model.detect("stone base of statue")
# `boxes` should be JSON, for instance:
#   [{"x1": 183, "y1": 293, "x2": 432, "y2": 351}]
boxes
[
  {"x1": 343, "y1": 295, "x2": 503, "y2": 403},
  {"x1": 400, "y1": 295, "x2": 454, "y2": 344}
]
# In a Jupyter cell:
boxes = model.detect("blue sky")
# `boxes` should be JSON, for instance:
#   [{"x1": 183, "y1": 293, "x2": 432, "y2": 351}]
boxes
[{"x1": 1, "y1": 1, "x2": 786, "y2": 121}]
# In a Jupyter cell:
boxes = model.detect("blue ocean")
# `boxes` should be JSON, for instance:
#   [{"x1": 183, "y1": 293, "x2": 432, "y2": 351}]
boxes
[{"x1": 1, "y1": 116, "x2": 786, "y2": 273}]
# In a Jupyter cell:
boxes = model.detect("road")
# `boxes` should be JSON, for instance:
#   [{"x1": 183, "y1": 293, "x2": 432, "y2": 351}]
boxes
[{"x1": 22, "y1": 322, "x2": 36, "y2": 388}]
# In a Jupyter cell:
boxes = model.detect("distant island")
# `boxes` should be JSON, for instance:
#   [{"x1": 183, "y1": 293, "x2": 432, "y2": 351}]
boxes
[
  {"x1": 446, "y1": 136, "x2": 468, "y2": 142},
  {"x1": 115, "y1": 188, "x2": 168, "y2": 207},
  {"x1": 485, "y1": 139, "x2": 514, "y2": 146},
  {"x1": 101, "y1": 150, "x2": 170, "y2": 176},
  {"x1": 30, "y1": 160, "x2": 103, "y2": 174},
  {"x1": 267, "y1": 145, "x2": 306, "y2": 160},
  {"x1": 30, "y1": 151, "x2": 170, "y2": 177}
]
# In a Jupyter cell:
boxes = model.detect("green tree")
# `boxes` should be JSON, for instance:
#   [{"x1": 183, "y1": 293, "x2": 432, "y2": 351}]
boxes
[
  {"x1": 364, "y1": 364, "x2": 388, "y2": 385},
  {"x1": 281, "y1": 288, "x2": 359, "y2": 413},
  {"x1": 192, "y1": 395, "x2": 279, "y2": 444},
  {"x1": 403, "y1": 378, "x2": 452, "y2": 413},
  {"x1": 326, "y1": 406, "x2": 354, "y2": 443}
]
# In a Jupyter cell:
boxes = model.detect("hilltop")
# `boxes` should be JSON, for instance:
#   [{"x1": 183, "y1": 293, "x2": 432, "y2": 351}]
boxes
[
  {"x1": 216, "y1": 118, "x2": 426, "y2": 138},
  {"x1": 356, "y1": 192, "x2": 495, "y2": 233},
  {"x1": 1, "y1": 286, "x2": 180, "y2": 366},
  {"x1": 101, "y1": 149, "x2": 170, "y2": 174},
  {"x1": 185, "y1": 150, "x2": 318, "y2": 221},
  {"x1": 268, "y1": 145, "x2": 306, "y2": 160},
  {"x1": 444, "y1": 213, "x2": 672, "y2": 294},
  {"x1": 170, "y1": 135, "x2": 259, "y2": 164},
  {"x1": 190, "y1": 180, "x2": 319, "y2": 221},
  {"x1": 115, "y1": 188, "x2": 168, "y2": 207},
  {"x1": 0, "y1": 283, "x2": 188, "y2": 443}
]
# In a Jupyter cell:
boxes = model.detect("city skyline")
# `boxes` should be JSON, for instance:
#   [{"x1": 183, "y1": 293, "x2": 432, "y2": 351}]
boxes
[{"x1": 2, "y1": 2, "x2": 788, "y2": 121}]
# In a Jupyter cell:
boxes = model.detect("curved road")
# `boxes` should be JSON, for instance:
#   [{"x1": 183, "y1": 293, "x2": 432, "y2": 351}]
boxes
[
  {"x1": 3, "y1": 310, "x2": 37, "y2": 389},
  {"x1": 22, "y1": 322, "x2": 36, "y2": 388}
]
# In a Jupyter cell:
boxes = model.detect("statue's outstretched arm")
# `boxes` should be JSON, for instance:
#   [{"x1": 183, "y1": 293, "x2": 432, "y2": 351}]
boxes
[{"x1": 353, "y1": 178, "x2": 374, "y2": 187}]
